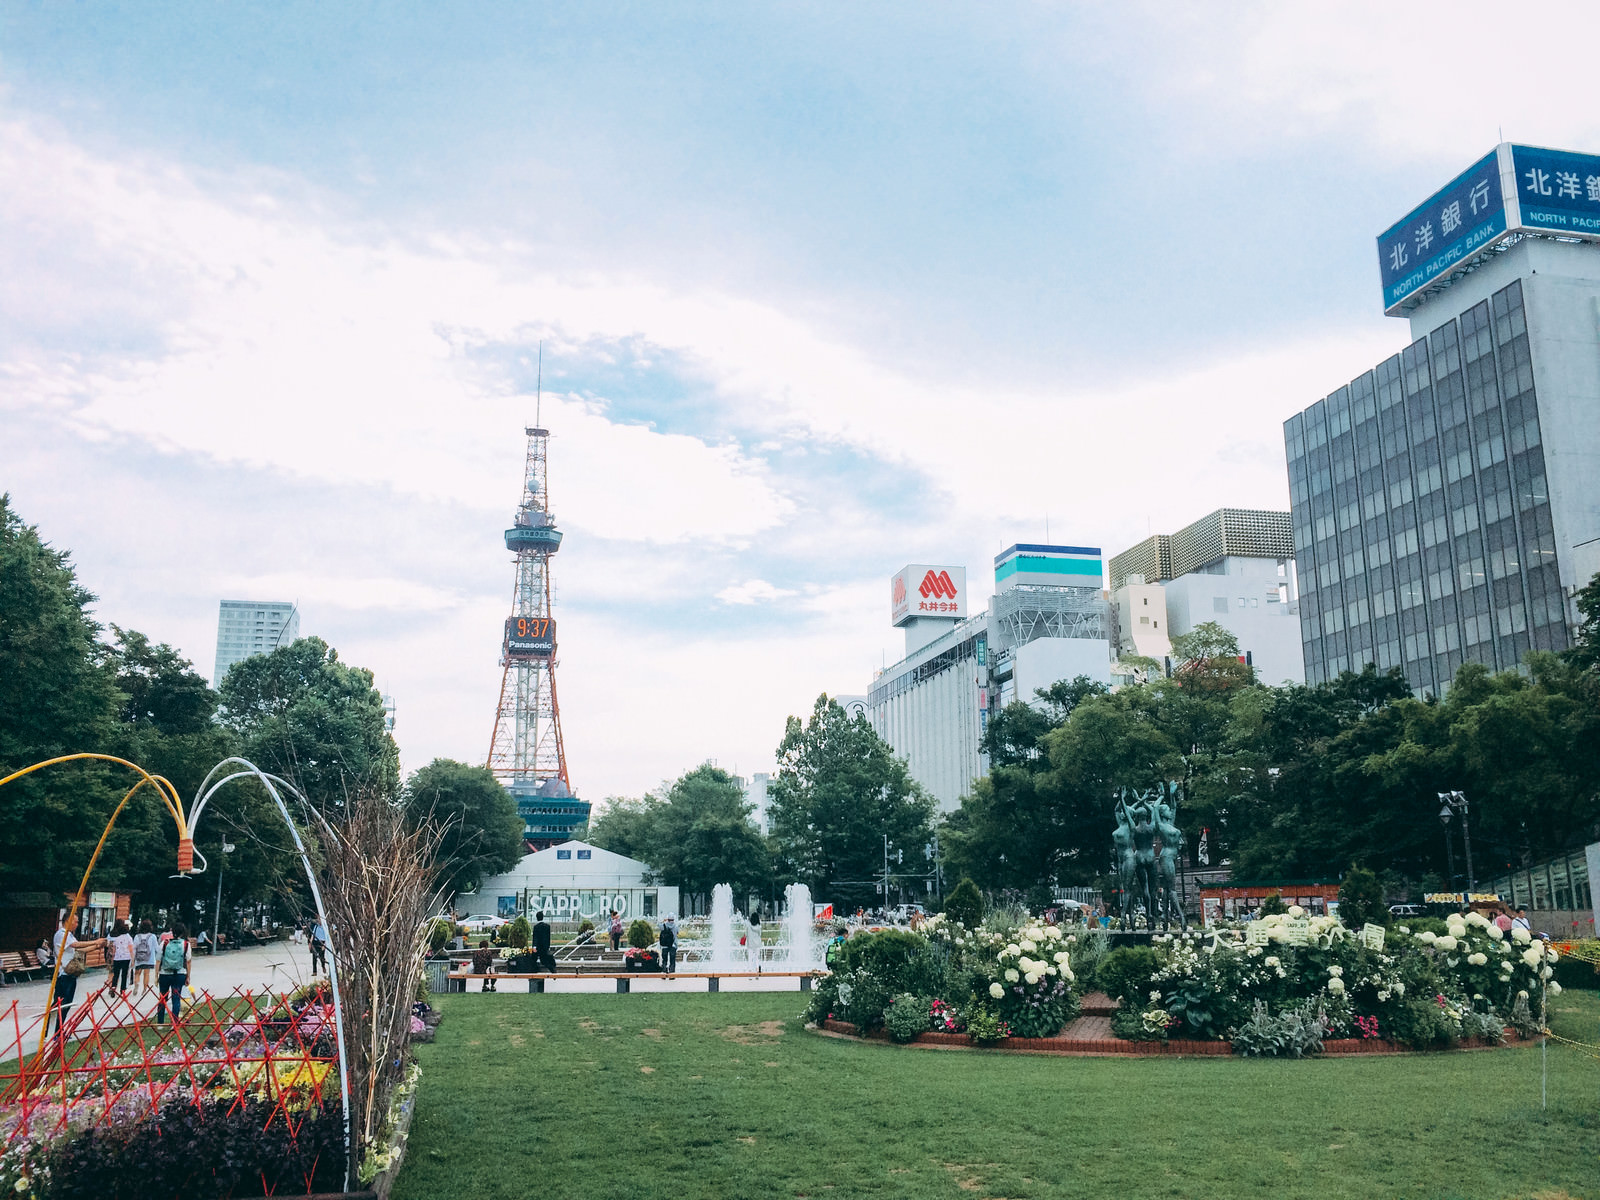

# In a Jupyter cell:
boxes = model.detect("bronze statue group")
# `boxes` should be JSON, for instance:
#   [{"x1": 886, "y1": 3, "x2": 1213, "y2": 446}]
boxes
[{"x1": 1112, "y1": 785, "x2": 1186, "y2": 930}]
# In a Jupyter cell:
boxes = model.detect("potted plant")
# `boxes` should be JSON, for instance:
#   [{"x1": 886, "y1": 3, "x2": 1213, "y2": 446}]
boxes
[{"x1": 624, "y1": 919, "x2": 660, "y2": 971}]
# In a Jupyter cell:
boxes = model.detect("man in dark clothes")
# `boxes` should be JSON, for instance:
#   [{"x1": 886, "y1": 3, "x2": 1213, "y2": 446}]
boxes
[
  {"x1": 659, "y1": 915, "x2": 678, "y2": 974},
  {"x1": 532, "y1": 911, "x2": 558, "y2": 972}
]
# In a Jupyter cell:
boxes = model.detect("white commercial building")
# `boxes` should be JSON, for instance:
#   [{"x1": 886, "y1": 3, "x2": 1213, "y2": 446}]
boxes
[
  {"x1": 1109, "y1": 509, "x2": 1304, "y2": 686},
  {"x1": 213, "y1": 600, "x2": 299, "y2": 688},
  {"x1": 867, "y1": 546, "x2": 1112, "y2": 812},
  {"x1": 456, "y1": 840, "x2": 681, "y2": 923}
]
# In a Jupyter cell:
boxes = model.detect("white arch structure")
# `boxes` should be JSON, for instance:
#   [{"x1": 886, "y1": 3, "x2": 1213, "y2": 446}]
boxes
[{"x1": 189, "y1": 756, "x2": 353, "y2": 1190}]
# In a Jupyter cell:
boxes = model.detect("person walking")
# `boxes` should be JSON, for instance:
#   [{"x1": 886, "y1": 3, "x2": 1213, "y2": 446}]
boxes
[
  {"x1": 49, "y1": 918, "x2": 105, "y2": 1039},
  {"x1": 309, "y1": 919, "x2": 329, "y2": 975},
  {"x1": 608, "y1": 910, "x2": 624, "y2": 953},
  {"x1": 106, "y1": 920, "x2": 134, "y2": 994},
  {"x1": 156, "y1": 922, "x2": 192, "y2": 1025},
  {"x1": 659, "y1": 915, "x2": 678, "y2": 974},
  {"x1": 531, "y1": 911, "x2": 557, "y2": 973},
  {"x1": 132, "y1": 919, "x2": 160, "y2": 996}
]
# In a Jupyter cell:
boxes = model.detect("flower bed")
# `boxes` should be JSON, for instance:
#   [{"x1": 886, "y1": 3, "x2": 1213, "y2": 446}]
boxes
[
  {"x1": 1, "y1": 985, "x2": 345, "y2": 1198},
  {"x1": 806, "y1": 905, "x2": 1557, "y2": 1058}
]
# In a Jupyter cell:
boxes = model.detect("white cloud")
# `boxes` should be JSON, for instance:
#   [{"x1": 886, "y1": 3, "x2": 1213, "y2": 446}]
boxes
[
  {"x1": 1091, "y1": 2, "x2": 1600, "y2": 161},
  {"x1": 0, "y1": 107, "x2": 1414, "y2": 797},
  {"x1": 716, "y1": 579, "x2": 796, "y2": 605}
]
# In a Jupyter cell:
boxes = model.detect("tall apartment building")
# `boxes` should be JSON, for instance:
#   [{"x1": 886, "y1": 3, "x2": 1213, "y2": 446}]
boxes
[
  {"x1": 213, "y1": 600, "x2": 299, "y2": 688},
  {"x1": 1108, "y1": 509, "x2": 1303, "y2": 685},
  {"x1": 1285, "y1": 144, "x2": 1600, "y2": 693}
]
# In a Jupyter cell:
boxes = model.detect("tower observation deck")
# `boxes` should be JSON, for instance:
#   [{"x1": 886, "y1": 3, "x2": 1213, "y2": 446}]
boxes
[{"x1": 487, "y1": 425, "x2": 589, "y2": 849}]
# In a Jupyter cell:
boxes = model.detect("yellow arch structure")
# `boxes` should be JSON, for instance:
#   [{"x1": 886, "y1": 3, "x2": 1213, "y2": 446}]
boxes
[{"x1": 0, "y1": 754, "x2": 190, "y2": 1056}]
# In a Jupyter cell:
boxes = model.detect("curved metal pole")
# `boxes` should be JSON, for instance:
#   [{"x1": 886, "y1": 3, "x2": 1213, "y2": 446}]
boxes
[
  {"x1": 32, "y1": 775, "x2": 164, "y2": 1057},
  {"x1": 188, "y1": 757, "x2": 354, "y2": 1194}
]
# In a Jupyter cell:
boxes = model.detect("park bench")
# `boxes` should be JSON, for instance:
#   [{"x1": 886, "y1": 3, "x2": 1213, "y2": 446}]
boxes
[
  {"x1": 445, "y1": 970, "x2": 823, "y2": 994},
  {"x1": 1, "y1": 952, "x2": 40, "y2": 983}
]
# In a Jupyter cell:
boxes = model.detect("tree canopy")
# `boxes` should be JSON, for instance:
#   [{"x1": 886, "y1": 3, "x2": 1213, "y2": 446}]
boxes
[
  {"x1": 588, "y1": 764, "x2": 770, "y2": 906},
  {"x1": 218, "y1": 636, "x2": 400, "y2": 808},
  {"x1": 403, "y1": 758, "x2": 525, "y2": 896},
  {"x1": 769, "y1": 695, "x2": 934, "y2": 910}
]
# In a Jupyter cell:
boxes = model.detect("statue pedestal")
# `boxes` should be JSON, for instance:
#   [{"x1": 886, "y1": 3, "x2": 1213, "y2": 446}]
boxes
[{"x1": 1104, "y1": 930, "x2": 1157, "y2": 947}]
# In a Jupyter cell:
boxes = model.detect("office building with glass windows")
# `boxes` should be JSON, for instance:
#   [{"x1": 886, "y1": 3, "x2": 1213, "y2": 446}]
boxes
[
  {"x1": 212, "y1": 600, "x2": 300, "y2": 688},
  {"x1": 1285, "y1": 144, "x2": 1600, "y2": 693}
]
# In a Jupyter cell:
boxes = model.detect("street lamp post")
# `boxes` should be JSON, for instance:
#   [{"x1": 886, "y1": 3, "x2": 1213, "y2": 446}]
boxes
[
  {"x1": 1438, "y1": 791, "x2": 1476, "y2": 894},
  {"x1": 212, "y1": 841, "x2": 235, "y2": 951},
  {"x1": 1439, "y1": 803, "x2": 1458, "y2": 891}
]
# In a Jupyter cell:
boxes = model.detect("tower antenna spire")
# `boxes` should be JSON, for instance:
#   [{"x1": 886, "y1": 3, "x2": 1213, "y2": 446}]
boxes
[{"x1": 535, "y1": 340, "x2": 542, "y2": 428}]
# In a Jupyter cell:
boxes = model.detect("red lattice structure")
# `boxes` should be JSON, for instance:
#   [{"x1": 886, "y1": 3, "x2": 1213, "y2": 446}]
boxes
[{"x1": 1, "y1": 984, "x2": 339, "y2": 1157}]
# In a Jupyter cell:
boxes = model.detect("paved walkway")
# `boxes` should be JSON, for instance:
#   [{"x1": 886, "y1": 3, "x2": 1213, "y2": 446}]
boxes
[{"x1": 1, "y1": 942, "x2": 323, "y2": 1062}]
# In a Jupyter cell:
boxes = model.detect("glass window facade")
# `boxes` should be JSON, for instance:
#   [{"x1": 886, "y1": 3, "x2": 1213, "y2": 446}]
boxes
[{"x1": 1284, "y1": 280, "x2": 1566, "y2": 693}]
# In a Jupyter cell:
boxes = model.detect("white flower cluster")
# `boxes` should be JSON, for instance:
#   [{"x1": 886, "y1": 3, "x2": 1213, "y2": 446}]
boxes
[{"x1": 991, "y1": 921, "x2": 1074, "y2": 988}]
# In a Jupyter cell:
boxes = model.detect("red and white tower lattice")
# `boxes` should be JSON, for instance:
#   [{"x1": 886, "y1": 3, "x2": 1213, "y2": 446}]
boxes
[{"x1": 487, "y1": 425, "x2": 583, "y2": 846}]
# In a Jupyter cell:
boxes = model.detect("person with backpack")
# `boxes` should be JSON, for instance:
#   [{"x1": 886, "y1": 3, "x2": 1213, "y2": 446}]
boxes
[
  {"x1": 132, "y1": 919, "x2": 160, "y2": 995},
  {"x1": 156, "y1": 922, "x2": 192, "y2": 1025},
  {"x1": 659, "y1": 915, "x2": 678, "y2": 974}
]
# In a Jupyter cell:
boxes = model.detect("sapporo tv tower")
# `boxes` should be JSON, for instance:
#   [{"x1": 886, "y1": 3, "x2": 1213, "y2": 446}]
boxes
[{"x1": 486, "y1": 382, "x2": 589, "y2": 849}]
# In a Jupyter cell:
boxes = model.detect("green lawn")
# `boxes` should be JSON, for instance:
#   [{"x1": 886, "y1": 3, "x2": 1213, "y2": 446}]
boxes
[{"x1": 394, "y1": 991, "x2": 1600, "y2": 1200}]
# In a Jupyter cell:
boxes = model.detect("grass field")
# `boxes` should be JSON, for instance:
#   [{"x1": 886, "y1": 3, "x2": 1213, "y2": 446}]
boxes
[{"x1": 393, "y1": 990, "x2": 1600, "y2": 1200}]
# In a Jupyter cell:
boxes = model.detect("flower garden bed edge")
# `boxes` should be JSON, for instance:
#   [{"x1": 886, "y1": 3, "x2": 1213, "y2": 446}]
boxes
[{"x1": 816, "y1": 1018, "x2": 1519, "y2": 1057}]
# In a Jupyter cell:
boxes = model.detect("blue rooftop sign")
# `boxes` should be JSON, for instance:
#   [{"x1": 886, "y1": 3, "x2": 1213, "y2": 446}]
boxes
[
  {"x1": 1377, "y1": 143, "x2": 1600, "y2": 316},
  {"x1": 1377, "y1": 150, "x2": 1506, "y2": 315},
  {"x1": 1510, "y1": 144, "x2": 1600, "y2": 236}
]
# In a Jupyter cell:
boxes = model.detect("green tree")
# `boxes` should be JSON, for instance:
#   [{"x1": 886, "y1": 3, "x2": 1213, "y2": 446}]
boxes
[
  {"x1": 403, "y1": 758, "x2": 526, "y2": 897},
  {"x1": 590, "y1": 765, "x2": 770, "y2": 907},
  {"x1": 1565, "y1": 570, "x2": 1600, "y2": 671},
  {"x1": 769, "y1": 695, "x2": 933, "y2": 910},
  {"x1": 942, "y1": 676, "x2": 1108, "y2": 892},
  {"x1": 586, "y1": 795, "x2": 658, "y2": 863},
  {"x1": 0, "y1": 496, "x2": 126, "y2": 895},
  {"x1": 942, "y1": 877, "x2": 984, "y2": 927},
  {"x1": 218, "y1": 636, "x2": 400, "y2": 809},
  {"x1": 1170, "y1": 620, "x2": 1254, "y2": 694},
  {"x1": 1338, "y1": 865, "x2": 1388, "y2": 929}
]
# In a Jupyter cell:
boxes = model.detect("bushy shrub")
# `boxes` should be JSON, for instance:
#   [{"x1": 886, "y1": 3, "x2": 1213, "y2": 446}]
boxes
[
  {"x1": 1385, "y1": 996, "x2": 1457, "y2": 1049},
  {"x1": 837, "y1": 930, "x2": 950, "y2": 998},
  {"x1": 965, "y1": 1007, "x2": 1010, "y2": 1045},
  {"x1": 506, "y1": 916, "x2": 532, "y2": 950},
  {"x1": 627, "y1": 919, "x2": 655, "y2": 950},
  {"x1": 41, "y1": 1093, "x2": 346, "y2": 1199},
  {"x1": 884, "y1": 993, "x2": 930, "y2": 1043},
  {"x1": 944, "y1": 878, "x2": 985, "y2": 928},
  {"x1": 1337, "y1": 865, "x2": 1387, "y2": 929},
  {"x1": 836, "y1": 967, "x2": 893, "y2": 1030},
  {"x1": 427, "y1": 919, "x2": 451, "y2": 954},
  {"x1": 1096, "y1": 945, "x2": 1161, "y2": 1003},
  {"x1": 1230, "y1": 999, "x2": 1329, "y2": 1058},
  {"x1": 1258, "y1": 894, "x2": 1288, "y2": 916},
  {"x1": 1553, "y1": 953, "x2": 1600, "y2": 991}
]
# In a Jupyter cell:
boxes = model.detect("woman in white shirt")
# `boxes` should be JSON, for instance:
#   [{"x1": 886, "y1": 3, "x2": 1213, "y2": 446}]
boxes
[{"x1": 107, "y1": 920, "x2": 135, "y2": 993}]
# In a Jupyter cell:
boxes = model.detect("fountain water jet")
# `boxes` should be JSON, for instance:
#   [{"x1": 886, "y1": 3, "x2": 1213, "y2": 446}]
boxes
[
  {"x1": 709, "y1": 884, "x2": 736, "y2": 973},
  {"x1": 782, "y1": 882, "x2": 818, "y2": 970}
]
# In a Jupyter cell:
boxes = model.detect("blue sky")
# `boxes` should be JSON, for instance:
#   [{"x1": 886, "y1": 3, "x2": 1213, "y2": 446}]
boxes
[{"x1": 4, "y1": 2, "x2": 1598, "y2": 800}]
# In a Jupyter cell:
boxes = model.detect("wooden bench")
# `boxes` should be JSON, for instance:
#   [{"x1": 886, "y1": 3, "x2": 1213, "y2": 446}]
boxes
[
  {"x1": 1, "y1": 952, "x2": 37, "y2": 983},
  {"x1": 445, "y1": 970, "x2": 823, "y2": 994}
]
